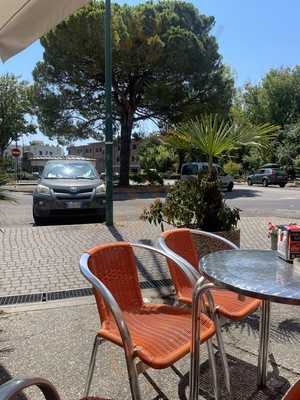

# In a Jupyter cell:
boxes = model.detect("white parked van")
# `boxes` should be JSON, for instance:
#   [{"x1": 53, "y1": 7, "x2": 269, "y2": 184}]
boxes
[{"x1": 181, "y1": 162, "x2": 234, "y2": 191}]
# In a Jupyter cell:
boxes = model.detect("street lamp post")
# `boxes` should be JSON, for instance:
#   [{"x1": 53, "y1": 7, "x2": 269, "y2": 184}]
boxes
[{"x1": 105, "y1": 0, "x2": 113, "y2": 226}]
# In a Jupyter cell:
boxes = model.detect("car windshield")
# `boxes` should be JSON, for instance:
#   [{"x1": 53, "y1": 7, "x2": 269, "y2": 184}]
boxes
[
  {"x1": 43, "y1": 162, "x2": 97, "y2": 179},
  {"x1": 182, "y1": 164, "x2": 198, "y2": 175}
]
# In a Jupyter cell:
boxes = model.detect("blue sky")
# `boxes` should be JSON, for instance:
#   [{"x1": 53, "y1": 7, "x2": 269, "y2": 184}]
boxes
[{"x1": 1, "y1": 0, "x2": 300, "y2": 144}]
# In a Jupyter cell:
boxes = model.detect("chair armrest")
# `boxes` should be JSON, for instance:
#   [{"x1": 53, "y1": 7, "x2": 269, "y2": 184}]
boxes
[
  {"x1": 132, "y1": 243, "x2": 200, "y2": 286},
  {"x1": 158, "y1": 237, "x2": 202, "y2": 282},
  {"x1": 0, "y1": 377, "x2": 61, "y2": 400}
]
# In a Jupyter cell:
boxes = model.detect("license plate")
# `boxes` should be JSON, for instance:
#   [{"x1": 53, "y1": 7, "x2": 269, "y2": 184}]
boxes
[{"x1": 66, "y1": 201, "x2": 81, "y2": 209}]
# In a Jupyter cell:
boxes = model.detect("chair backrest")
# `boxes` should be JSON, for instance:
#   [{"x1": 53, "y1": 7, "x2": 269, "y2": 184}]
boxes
[
  {"x1": 87, "y1": 242, "x2": 143, "y2": 323},
  {"x1": 161, "y1": 229, "x2": 199, "y2": 297}
]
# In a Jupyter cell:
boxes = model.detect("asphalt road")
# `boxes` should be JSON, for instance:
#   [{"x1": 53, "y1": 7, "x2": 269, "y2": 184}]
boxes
[{"x1": 1, "y1": 184, "x2": 300, "y2": 227}]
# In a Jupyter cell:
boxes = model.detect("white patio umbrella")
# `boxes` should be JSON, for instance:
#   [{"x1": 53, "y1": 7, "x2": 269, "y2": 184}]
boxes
[
  {"x1": 0, "y1": 0, "x2": 114, "y2": 225},
  {"x1": 0, "y1": 0, "x2": 90, "y2": 62}
]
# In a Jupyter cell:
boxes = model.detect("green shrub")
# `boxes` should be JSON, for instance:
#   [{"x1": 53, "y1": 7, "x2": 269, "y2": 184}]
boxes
[
  {"x1": 141, "y1": 176, "x2": 240, "y2": 232},
  {"x1": 0, "y1": 163, "x2": 13, "y2": 201},
  {"x1": 143, "y1": 169, "x2": 163, "y2": 185},
  {"x1": 242, "y1": 152, "x2": 262, "y2": 172},
  {"x1": 295, "y1": 156, "x2": 300, "y2": 169},
  {"x1": 130, "y1": 173, "x2": 145, "y2": 184},
  {"x1": 130, "y1": 170, "x2": 163, "y2": 185},
  {"x1": 223, "y1": 161, "x2": 241, "y2": 177}
]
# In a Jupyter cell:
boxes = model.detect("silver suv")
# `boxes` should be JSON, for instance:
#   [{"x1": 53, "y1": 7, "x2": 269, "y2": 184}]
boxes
[
  {"x1": 181, "y1": 162, "x2": 234, "y2": 191},
  {"x1": 33, "y1": 160, "x2": 106, "y2": 224}
]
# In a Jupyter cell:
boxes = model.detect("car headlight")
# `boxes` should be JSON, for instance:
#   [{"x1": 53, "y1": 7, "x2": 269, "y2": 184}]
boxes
[
  {"x1": 36, "y1": 184, "x2": 51, "y2": 195},
  {"x1": 95, "y1": 184, "x2": 106, "y2": 194}
]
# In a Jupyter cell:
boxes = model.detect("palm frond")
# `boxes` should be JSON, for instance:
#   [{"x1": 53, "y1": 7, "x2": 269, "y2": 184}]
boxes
[
  {"x1": 0, "y1": 189, "x2": 13, "y2": 202},
  {"x1": 233, "y1": 122, "x2": 279, "y2": 147},
  {"x1": 164, "y1": 114, "x2": 279, "y2": 174}
]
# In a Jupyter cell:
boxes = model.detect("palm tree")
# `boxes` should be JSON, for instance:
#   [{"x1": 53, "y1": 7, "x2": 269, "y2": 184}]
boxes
[{"x1": 165, "y1": 114, "x2": 279, "y2": 177}]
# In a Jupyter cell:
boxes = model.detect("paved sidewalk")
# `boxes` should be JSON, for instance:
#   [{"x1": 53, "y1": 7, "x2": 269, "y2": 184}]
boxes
[
  {"x1": 1, "y1": 217, "x2": 300, "y2": 297},
  {"x1": 0, "y1": 299, "x2": 299, "y2": 399},
  {"x1": 1, "y1": 217, "x2": 300, "y2": 399}
]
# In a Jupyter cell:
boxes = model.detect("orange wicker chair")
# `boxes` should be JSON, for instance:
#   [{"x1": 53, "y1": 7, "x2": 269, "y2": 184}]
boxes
[
  {"x1": 283, "y1": 379, "x2": 300, "y2": 399},
  {"x1": 80, "y1": 242, "x2": 228, "y2": 400},
  {"x1": 159, "y1": 228, "x2": 261, "y2": 321},
  {"x1": 0, "y1": 377, "x2": 110, "y2": 400}
]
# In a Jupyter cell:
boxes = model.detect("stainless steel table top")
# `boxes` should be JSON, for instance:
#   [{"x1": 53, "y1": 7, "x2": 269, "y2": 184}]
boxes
[{"x1": 201, "y1": 250, "x2": 300, "y2": 305}]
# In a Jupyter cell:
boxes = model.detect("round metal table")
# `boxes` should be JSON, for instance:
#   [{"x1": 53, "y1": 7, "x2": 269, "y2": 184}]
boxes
[{"x1": 201, "y1": 249, "x2": 300, "y2": 388}]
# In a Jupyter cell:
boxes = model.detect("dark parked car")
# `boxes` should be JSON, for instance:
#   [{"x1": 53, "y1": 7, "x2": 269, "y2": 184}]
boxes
[
  {"x1": 247, "y1": 167, "x2": 288, "y2": 187},
  {"x1": 33, "y1": 160, "x2": 106, "y2": 224}
]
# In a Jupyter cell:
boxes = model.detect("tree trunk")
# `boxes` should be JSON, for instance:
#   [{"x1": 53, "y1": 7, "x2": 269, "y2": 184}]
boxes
[
  {"x1": 0, "y1": 146, "x2": 5, "y2": 162},
  {"x1": 208, "y1": 154, "x2": 213, "y2": 179},
  {"x1": 119, "y1": 114, "x2": 133, "y2": 187},
  {"x1": 177, "y1": 149, "x2": 185, "y2": 174}
]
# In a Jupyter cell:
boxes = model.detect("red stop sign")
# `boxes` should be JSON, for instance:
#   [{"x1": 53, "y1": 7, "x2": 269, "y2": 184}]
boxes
[{"x1": 11, "y1": 148, "x2": 21, "y2": 157}]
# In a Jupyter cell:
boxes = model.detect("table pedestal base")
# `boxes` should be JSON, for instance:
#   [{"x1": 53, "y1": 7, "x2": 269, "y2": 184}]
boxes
[{"x1": 257, "y1": 300, "x2": 271, "y2": 388}]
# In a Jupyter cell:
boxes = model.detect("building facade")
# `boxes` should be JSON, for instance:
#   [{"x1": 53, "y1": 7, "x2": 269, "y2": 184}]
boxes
[
  {"x1": 68, "y1": 139, "x2": 141, "y2": 173},
  {"x1": 4, "y1": 141, "x2": 64, "y2": 158},
  {"x1": 4, "y1": 141, "x2": 66, "y2": 174}
]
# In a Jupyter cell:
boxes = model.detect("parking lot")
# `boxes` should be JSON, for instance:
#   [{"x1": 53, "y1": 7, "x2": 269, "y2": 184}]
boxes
[{"x1": 2, "y1": 184, "x2": 300, "y2": 228}]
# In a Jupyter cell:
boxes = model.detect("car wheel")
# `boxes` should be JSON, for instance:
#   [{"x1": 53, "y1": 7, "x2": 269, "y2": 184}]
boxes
[
  {"x1": 33, "y1": 210, "x2": 45, "y2": 225},
  {"x1": 279, "y1": 183, "x2": 286, "y2": 188},
  {"x1": 247, "y1": 179, "x2": 253, "y2": 186},
  {"x1": 33, "y1": 216, "x2": 44, "y2": 225},
  {"x1": 263, "y1": 179, "x2": 268, "y2": 187},
  {"x1": 227, "y1": 182, "x2": 234, "y2": 192}
]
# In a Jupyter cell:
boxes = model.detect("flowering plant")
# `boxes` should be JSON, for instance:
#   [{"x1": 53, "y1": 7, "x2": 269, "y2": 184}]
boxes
[{"x1": 268, "y1": 222, "x2": 278, "y2": 238}]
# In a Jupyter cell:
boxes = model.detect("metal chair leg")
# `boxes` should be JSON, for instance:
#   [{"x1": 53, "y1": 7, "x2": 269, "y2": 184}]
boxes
[
  {"x1": 124, "y1": 352, "x2": 142, "y2": 400},
  {"x1": 213, "y1": 313, "x2": 231, "y2": 398},
  {"x1": 207, "y1": 339, "x2": 220, "y2": 400},
  {"x1": 84, "y1": 335, "x2": 102, "y2": 397}
]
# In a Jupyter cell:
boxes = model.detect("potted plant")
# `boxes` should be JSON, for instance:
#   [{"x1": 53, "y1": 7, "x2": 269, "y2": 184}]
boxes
[
  {"x1": 141, "y1": 175, "x2": 241, "y2": 255},
  {"x1": 142, "y1": 113, "x2": 278, "y2": 254}
]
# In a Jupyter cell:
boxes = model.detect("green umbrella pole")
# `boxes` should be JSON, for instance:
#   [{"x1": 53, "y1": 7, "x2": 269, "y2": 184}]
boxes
[{"x1": 104, "y1": 0, "x2": 113, "y2": 225}]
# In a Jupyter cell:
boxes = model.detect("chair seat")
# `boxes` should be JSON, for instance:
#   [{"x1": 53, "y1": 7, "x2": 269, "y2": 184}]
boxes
[
  {"x1": 99, "y1": 304, "x2": 215, "y2": 369},
  {"x1": 178, "y1": 287, "x2": 261, "y2": 321}
]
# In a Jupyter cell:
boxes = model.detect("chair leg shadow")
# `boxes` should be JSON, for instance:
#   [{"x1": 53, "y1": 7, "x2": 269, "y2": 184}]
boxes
[{"x1": 178, "y1": 353, "x2": 291, "y2": 400}]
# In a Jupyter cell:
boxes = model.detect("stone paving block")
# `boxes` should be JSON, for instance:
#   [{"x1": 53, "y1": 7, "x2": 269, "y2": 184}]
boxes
[{"x1": 1, "y1": 217, "x2": 300, "y2": 297}]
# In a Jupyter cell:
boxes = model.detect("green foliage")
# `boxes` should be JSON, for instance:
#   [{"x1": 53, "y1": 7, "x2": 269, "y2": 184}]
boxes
[
  {"x1": 242, "y1": 151, "x2": 262, "y2": 172},
  {"x1": 276, "y1": 123, "x2": 300, "y2": 168},
  {"x1": 138, "y1": 136, "x2": 177, "y2": 173},
  {"x1": 130, "y1": 170, "x2": 163, "y2": 185},
  {"x1": 0, "y1": 164, "x2": 13, "y2": 202},
  {"x1": 130, "y1": 173, "x2": 145, "y2": 184},
  {"x1": 242, "y1": 67, "x2": 300, "y2": 127},
  {"x1": 140, "y1": 199, "x2": 165, "y2": 231},
  {"x1": 33, "y1": 1, "x2": 234, "y2": 185},
  {"x1": 143, "y1": 169, "x2": 164, "y2": 185},
  {"x1": 241, "y1": 123, "x2": 300, "y2": 172},
  {"x1": 295, "y1": 156, "x2": 300, "y2": 169},
  {"x1": 0, "y1": 74, "x2": 36, "y2": 156},
  {"x1": 141, "y1": 177, "x2": 240, "y2": 232},
  {"x1": 166, "y1": 114, "x2": 278, "y2": 176},
  {"x1": 223, "y1": 161, "x2": 241, "y2": 177}
]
